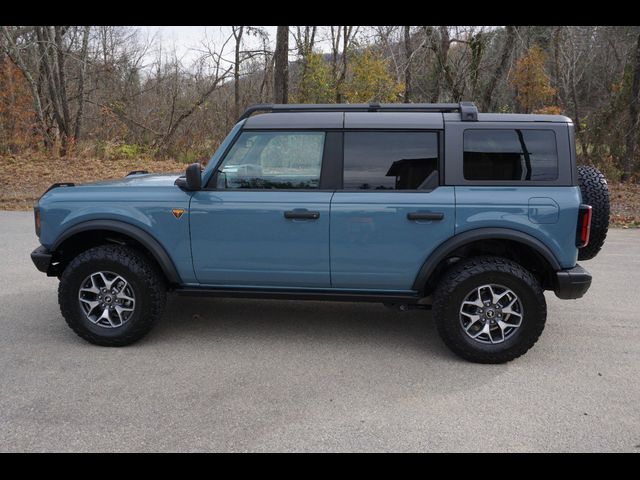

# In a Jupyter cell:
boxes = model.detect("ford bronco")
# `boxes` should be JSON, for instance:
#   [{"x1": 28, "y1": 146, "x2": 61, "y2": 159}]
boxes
[{"x1": 30, "y1": 102, "x2": 610, "y2": 363}]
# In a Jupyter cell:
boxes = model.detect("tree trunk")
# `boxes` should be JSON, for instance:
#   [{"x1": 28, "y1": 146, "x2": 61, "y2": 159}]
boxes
[
  {"x1": 481, "y1": 26, "x2": 518, "y2": 111},
  {"x1": 295, "y1": 26, "x2": 316, "y2": 84},
  {"x1": 330, "y1": 26, "x2": 341, "y2": 95},
  {"x1": 623, "y1": 32, "x2": 640, "y2": 182},
  {"x1": 570, "y1": 68, "x2": 587, "y2": 157},
  {"x1": 37, "y1": 27, "x2": 69, "y2": 155},
  {"x1": 73, "y1": 26, "x2": 90, "y2": 142},
  {"x1": 336, "y1": 26, "x2": 353, "y2": 103},
  {"x1": 552, "y1": 26, "x2": 563, "y2": 107},
  {"x1": 469, "y1": 31, "x2": 486, "y2": 98},
  {"x1": 425, "y1": 26, "x2": 450, "y2": 103},
  {"x1": 273, "y1": 26, "x2": 289, "y2": 104},
  {"x1": 233, "y1": 26, "x2": 244, "y2": 120},
  {"x1": 404, "y1": 26, "x2": 412, "y2": 103},
  {"x1": 54, "y1": 27, "x2": 71, "y2": 142}
]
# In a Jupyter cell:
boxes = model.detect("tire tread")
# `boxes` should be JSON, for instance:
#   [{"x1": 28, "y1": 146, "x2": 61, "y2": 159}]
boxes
[
  {"x1": 577, "y1": 165, "x2": 609, "y2": 261},
  {"x1": 58, "y1": 244, "x2": 166, "y2": 346},
  {"x1": 432, "y1": 256, "x2": 547, "y2": 364}
]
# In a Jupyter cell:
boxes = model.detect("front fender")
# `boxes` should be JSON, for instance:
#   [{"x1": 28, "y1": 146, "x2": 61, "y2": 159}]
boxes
[
  {"x1": 51, "y1": 219, "x2": 182, "y2": 284},
  {"x1": 38, "y1": 194, "x2": 195, "y2": 284}
]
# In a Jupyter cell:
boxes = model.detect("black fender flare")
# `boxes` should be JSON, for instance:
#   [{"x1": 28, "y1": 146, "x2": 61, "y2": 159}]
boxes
[
  {"x1": 52, "y1": 219, "x2": 182, "y2": 284},
  {"x1": 412, "y1": 228, "x2": 561, "y2": 293}
]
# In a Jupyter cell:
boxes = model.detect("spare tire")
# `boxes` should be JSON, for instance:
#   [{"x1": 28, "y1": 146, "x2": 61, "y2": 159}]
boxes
[{"x1": 577, "y1": 165, "x2": 610, "y2": 261}]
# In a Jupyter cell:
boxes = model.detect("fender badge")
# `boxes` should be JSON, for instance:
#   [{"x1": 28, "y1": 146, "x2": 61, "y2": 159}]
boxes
[{"x1": 172, "y1": 208, "x2": 185, "y2": 219}]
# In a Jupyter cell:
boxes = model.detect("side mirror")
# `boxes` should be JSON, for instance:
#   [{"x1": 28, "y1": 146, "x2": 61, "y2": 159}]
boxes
[{"x1": 175, "y1": 163, "x2": 202, "y2": 191}]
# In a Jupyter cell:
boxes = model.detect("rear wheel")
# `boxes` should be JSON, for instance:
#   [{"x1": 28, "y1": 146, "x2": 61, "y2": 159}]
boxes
[
  {"x1": 58, "y1": 244, "x2": 166, "y2": 346},
  {"x1": 432, "y1": 256, "x2": 546, "y2": 364}
]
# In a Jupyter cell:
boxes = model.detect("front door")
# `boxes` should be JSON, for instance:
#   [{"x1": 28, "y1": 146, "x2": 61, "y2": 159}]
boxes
[{"x1": 190, "y1": 130, "x2": 332, "y2": 287}]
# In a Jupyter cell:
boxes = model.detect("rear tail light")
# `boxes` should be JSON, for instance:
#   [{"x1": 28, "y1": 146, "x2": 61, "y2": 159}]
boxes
[
  {"x1": 34, "y1": 207, "x2": 41, "y2": 237},
  {"x1": 576, "y1": 204, "x2": 592, "y2": 248}
]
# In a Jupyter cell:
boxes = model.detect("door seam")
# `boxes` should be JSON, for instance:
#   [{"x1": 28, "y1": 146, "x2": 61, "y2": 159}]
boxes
[{"x1": 329, "y1": 190, "x2": 336, "y2": 287}]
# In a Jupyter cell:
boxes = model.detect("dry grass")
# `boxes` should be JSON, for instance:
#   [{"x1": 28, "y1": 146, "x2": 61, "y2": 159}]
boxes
[
  {"x1": 0, "y1": 153, "x2": 185, "y2": 210},
  {"x1": 2, "y1": 154, "x2": 640, "y2": 228}
]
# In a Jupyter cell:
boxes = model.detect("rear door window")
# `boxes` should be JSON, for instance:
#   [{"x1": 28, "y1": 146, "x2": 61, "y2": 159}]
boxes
[{"x1": 343, "y1": 131, "x2": 439, "y2": 190}]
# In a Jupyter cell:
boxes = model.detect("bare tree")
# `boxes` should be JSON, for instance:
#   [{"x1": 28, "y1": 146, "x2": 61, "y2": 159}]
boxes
[
  {"x1": 0, "y1": 26, "x2": 52, "y2": 148},
  {"x1": 468, "y1": 28, "x2": 487, "y2": 98},
  {"x1": 423, "y1": 26, "x2": 450, "y2": 102},
  {"x1": 73, "y1": 26, "x2": 90, "y2": 142},
  {"x1": 1, "y1": 26, "x2": 94, "y2": 154},
  {"x1": 331, "y1": 26, "x2": 358, "y2": 103},
  {"x1": 623, "y1": 32, "x2": 640, "y2": 181},
  {"x1": 232, "y1": 26, "x2": 244, "y2": 120},
  {"x1": 552, "y1": 26, "x2": 564, "y2": 107},
  {"x1": 404, "y1": 26, "x2": 413, "y2": 103},
  {"x1": 273, "y1": 26, "x2": 289, "y2": 104},
  {"x1": 481, "y1": 26, "x2": 518, "y2": 111},
  {"x1": 293, "y1": 26, "x2": 317, "y2": 66}
]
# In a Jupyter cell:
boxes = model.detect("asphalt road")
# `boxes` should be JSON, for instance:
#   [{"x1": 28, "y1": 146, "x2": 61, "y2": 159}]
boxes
[{"x1": 0, "y1": 211, "x2": 638, "y2": 452}]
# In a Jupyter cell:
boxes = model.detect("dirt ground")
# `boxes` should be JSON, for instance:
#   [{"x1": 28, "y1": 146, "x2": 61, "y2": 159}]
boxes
[
  {"x1": 0, "y1": 154, "x2": 185, "y2": 210},
  {"x1": 1, "y1": 154, "x2": 639, "y2": 227}
]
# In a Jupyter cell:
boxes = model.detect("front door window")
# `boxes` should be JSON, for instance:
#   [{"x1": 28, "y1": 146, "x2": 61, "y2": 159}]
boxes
[{"x1": 216, "y1": 131, "x2": 325, "y2": 190}]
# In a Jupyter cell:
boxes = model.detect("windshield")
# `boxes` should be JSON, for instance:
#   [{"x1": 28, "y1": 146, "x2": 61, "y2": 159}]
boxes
[{"x1": 201, "y1": 120, "x2": 246, "y2": 186}]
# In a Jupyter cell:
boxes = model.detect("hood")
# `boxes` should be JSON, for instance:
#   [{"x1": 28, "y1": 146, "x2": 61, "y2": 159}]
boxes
[
  {"x1": 38, "y1": 172, "x2": 186, "y2": 204},
  {"x1": 80, "y1": 172, "x2": 183, "y2": 188}
]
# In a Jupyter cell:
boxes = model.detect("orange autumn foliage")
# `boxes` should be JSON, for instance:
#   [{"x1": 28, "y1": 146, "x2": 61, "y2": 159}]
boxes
[
  {"x1": 0, "y1": 59, "x2": 39, "y2": 153},
  {"x1": 511, "y1": 46, "x2": 557, "y2": 114}
]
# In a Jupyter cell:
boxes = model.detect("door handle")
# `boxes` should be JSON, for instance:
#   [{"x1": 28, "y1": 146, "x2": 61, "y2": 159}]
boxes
[
  {"x1": 407, "y1": 211, "x2": 444, "y2": 221},
  {"x1": 284, "y1": 210, "x2": 320, "y2": 220}
]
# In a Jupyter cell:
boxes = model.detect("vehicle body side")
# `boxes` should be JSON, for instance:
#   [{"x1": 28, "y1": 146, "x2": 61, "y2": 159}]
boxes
[{"x1": 34, "y1": 111, "x2": 584, "y2": 299}]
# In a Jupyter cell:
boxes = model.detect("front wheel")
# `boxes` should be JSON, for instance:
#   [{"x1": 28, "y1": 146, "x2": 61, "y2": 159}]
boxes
[
  {"x1": 432, "y1": 256, "x2": 547, "y2": 364},
  {"x1": 58, "y1": 245, "x2": 167, "y2": 346}
]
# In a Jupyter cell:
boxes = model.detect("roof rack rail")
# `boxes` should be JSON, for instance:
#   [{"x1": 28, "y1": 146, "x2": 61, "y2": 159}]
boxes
[{"x1": 238, "y1": 102, "x2": 479, "y2": 122}]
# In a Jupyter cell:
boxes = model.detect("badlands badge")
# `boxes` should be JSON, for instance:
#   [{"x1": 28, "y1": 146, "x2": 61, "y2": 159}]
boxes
[{"x1": 171, "y1": 208, "x2": 185, "y2": 220}]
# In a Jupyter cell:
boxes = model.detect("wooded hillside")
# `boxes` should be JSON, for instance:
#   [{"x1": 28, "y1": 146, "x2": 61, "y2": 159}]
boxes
[{"x1": 1, "y1": 26, "x2": 640, "y2": 182}]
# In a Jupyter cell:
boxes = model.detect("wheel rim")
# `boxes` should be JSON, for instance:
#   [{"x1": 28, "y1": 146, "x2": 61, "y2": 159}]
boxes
[
  {"x1": 78, "y1": 271, "x2": 136, "y2": 328},
  {"x1": 459, "y1": 284, "x2": 523, "y2": 344}
]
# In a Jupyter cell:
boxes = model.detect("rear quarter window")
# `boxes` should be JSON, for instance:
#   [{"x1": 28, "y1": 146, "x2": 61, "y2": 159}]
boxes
[{"x1": 463, "y1": 129, "x2": 558, "y2": 181}]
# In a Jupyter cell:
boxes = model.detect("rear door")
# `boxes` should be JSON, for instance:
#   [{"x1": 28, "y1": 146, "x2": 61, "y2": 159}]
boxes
[{"x1": 330, "y1": 124, "x2": 455, "y2": 290}]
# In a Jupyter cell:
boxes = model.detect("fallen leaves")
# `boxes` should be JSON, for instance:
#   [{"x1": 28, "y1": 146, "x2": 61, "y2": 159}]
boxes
[
  {"x1": 0, "y1": 153, "x2": 185, "y2": 210},
  {"x1": 2, "y1": 154, "x2": 640, "y2": 230},
  {"x1": 609, "y1": 183, "x2": 640, "y2": 228}
]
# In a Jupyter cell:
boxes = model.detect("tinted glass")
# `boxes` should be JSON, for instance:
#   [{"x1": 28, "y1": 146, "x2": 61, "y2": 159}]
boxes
[
  {"x1": 343, "y1": 132, "x2": 439, "y2": 190},
  {"x1": 463, "y1": 129, "x2": 558, "y2": 181},
  {"x1": 217, "y1": 131, "x2": 325, "y2": 189}
]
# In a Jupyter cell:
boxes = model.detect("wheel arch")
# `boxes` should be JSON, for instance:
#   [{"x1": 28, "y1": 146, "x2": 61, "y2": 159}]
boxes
[
  {"x1": 51, "y1": 220, "x2": 182, "y2": 285},
  {"x1": 413, "y1": 228, "x2": 561, "y2": 295}
]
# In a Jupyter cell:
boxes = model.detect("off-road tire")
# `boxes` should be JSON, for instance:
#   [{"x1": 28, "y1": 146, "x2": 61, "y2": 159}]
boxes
[
  {"x1": 58, "y1": 244, "x2": 166, "y2": 346},
  {"x1": 577, "y1": 165, "x2": 609, "y2": 261},
  {"x1": 432, "y1": 256, "x2": 547, "y2": 364}
]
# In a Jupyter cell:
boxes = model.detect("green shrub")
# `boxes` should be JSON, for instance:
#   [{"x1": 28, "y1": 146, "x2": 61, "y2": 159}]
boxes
[{"x1": 95, "y1": 141, "x2": 150, "y2": 160}]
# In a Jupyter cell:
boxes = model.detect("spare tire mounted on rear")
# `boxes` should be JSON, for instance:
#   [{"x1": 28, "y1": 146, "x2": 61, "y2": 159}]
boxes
[{"x1": 576, "y1": 165, "x2": 609, "y2": 261}]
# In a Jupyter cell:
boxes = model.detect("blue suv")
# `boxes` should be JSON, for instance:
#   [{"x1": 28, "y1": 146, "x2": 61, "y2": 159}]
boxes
[{"x1": 30, "y1": 102, "x2": 610, "y2": 363}]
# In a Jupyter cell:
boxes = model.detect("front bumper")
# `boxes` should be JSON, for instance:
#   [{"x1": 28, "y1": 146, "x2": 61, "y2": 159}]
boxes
[
  {"x1": 31, "y1": 246, "x2": 52, "y2": 274},
  {"x1": 554, "y1": 264, "x2": 592, "y2": 299}
]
